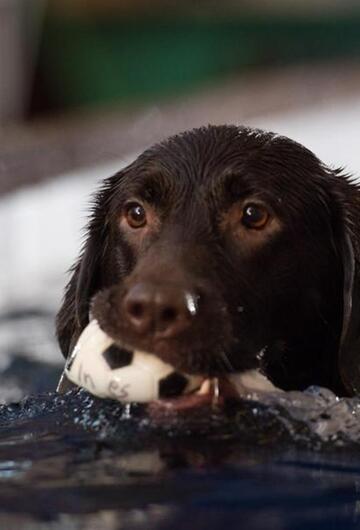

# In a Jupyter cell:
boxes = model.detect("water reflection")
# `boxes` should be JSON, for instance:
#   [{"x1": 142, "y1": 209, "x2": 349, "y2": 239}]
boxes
[
  {"x1": 0, "y1": 459, "x2": 31, "y2": 479},
  {"x1": 0, "y1": 390, "x2": 358, "y2": 528}
]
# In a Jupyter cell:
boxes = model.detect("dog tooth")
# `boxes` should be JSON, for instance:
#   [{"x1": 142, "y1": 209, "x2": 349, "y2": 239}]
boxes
[{"x1": 197, "y1": 379, "x2": 211, "y2": 395}]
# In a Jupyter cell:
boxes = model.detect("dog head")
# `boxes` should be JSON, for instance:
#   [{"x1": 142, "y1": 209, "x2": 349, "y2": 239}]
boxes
[{"x1": 57, "y1": 125, "x2": 360, "y2": 395}]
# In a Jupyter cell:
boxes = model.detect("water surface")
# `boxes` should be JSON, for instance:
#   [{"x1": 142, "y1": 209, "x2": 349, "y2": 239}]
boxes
[{"x1": 0, "y1": 387, "x2": 360, "y2": 529}]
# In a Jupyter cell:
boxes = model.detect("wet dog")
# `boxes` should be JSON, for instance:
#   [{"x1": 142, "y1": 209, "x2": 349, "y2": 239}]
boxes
[{"x1": 56, "y1": 125, "x2": 360, "y2": 397}]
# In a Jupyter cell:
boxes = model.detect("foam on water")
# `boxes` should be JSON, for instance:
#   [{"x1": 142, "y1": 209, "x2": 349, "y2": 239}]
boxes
[{"x1": 0, "y1": 386, "x2": 359, "y2": 449}]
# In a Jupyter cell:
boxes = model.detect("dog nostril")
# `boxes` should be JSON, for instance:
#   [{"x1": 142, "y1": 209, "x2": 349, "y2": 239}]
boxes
[
  {"x1": 160, "y1": 306, "x2": 177, "y2": 323},
  {"x1": 128, "y1": 302, "x2": 144, "y2": 319},
  {"x1": 124, "y1": 293, "x2": 152, "y2": 334}
]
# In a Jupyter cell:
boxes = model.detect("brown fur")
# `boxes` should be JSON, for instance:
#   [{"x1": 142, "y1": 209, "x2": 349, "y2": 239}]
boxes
[{"x1": 57, "y1": 125, "x2": 360, "y2": 396}]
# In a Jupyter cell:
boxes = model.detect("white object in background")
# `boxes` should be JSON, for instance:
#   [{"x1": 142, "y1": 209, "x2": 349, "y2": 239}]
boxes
[
  {"x1": 0, "y1": 157, "x2": 133, "y2": 314},
  {"x1": 64, "y1": 319, "x2": 203, "y2": 403}
]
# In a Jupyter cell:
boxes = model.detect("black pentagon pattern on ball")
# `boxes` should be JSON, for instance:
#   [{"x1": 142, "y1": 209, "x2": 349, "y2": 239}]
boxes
[
  {"x1": 159, "y1": 372, "x2": 188, "y2": 398},
  {"x1": 102, "y1": 345, "x2": 134, "y2": 369}
]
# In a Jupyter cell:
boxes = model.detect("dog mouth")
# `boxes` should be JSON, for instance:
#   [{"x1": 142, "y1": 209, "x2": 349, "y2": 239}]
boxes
[
  {"x1": 109, "y1": 340, "x2": 278, "y2": 410},
  {"x1": 112, "y1": 340, "x2": 244, "y2": 410},
  {"x1": 149, "y1": 370, "x2": 280, "y2": 416},
  {"x1": 150, "y1": 376, "x2": 241, "y2": 412},
  {"x1": 65, "y1": 316, "x2": 279, "y2": 410},
  {"x1": 111, "y1": 339, "x2": 275, "y2": 410}
]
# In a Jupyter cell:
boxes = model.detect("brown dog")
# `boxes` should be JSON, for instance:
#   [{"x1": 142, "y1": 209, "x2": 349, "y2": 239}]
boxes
[{"x1": 56, "y1": 125, "x2": 360, "y2": 397}]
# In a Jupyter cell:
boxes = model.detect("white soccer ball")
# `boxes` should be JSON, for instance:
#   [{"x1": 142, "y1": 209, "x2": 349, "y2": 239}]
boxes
[{"x1": 64, "y1": 319, "x2": 203, "y2": 403}]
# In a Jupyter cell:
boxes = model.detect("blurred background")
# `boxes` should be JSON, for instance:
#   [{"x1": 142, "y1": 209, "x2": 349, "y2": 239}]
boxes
[{"x1": 1, "y1": 0, "x2": 360, "y2": 402}]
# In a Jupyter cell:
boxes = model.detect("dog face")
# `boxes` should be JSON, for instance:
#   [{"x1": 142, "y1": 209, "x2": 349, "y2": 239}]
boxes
[{"x1": 57, "y1": 125, "x2": 360, "y2": 396}]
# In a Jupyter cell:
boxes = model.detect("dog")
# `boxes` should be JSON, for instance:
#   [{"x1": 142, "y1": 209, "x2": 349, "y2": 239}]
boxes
[{"x1": 56, "y1": 125, "x2": 360, "y2": 398}]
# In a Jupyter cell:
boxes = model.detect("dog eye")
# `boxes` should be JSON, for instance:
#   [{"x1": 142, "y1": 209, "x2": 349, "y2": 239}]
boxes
[
  {"x1": 241, "y1": 203, "x2": 269, "y2": 229},
  {"x1": 124, "y1": 202, "x2": 147, "y2": 228}
]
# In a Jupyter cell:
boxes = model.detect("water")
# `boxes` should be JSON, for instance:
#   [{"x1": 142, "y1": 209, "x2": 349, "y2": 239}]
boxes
[
  {"x1": 0, "y1": 387, "x2": 359, "y2": 529},
  {"x1": 3, "y1": 311, "x2": 360, "y2": 528}
]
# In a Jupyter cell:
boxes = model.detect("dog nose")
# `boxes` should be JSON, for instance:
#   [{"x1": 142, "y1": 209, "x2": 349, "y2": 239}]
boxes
[{"x1": 123, "y1": 283, "x2": 197, "y2": 338}]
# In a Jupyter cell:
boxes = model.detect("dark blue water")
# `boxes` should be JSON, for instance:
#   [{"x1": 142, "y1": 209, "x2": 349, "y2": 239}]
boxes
[
  {"x1": 2, "y1": 310, "x2": 360, "y2": 529},
  {"x1": 0, "y1": 389, "x2": 360, "y2": 529}
]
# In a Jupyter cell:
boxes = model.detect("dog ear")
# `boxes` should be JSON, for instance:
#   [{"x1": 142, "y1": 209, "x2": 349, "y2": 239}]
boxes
[
  {"x1": 56, "y1": 260, "x2": 82, "y2": 358},
  {"x1": 56, "y1": 173, "x2": 119, "y2": 357},
  {"x1": 338, "y1": 231, "x2": 360, "y2": 395},
  {"x1": 331, "y1": 175, "x2": 360, "y2": 395},
  {"x1": 56, "y1": 225, "x2": 109, "y2": 358}
]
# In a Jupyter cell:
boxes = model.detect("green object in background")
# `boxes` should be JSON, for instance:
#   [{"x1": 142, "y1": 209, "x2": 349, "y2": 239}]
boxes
[{"x1": 37, "y1": 14, "x2": 360, "y2": 111}]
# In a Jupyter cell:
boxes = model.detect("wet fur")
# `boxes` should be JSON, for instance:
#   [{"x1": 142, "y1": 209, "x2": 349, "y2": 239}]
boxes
[{"x1": 57, "y1": 125, "x2": 360, "y2": 396}]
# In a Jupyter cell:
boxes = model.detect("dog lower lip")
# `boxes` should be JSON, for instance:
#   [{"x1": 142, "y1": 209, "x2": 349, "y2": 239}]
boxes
[{"x1": 150, "y1": 376, "x2": 240, "y2": 412}]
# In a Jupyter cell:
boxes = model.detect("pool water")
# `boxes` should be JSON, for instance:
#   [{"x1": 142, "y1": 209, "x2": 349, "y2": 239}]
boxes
[
  {"x1": 0, "y1": 388, "x2": 360, "y2": 529},
  {"x1": 2, "y1": 312, "x2": 360, "y2": 529}
]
